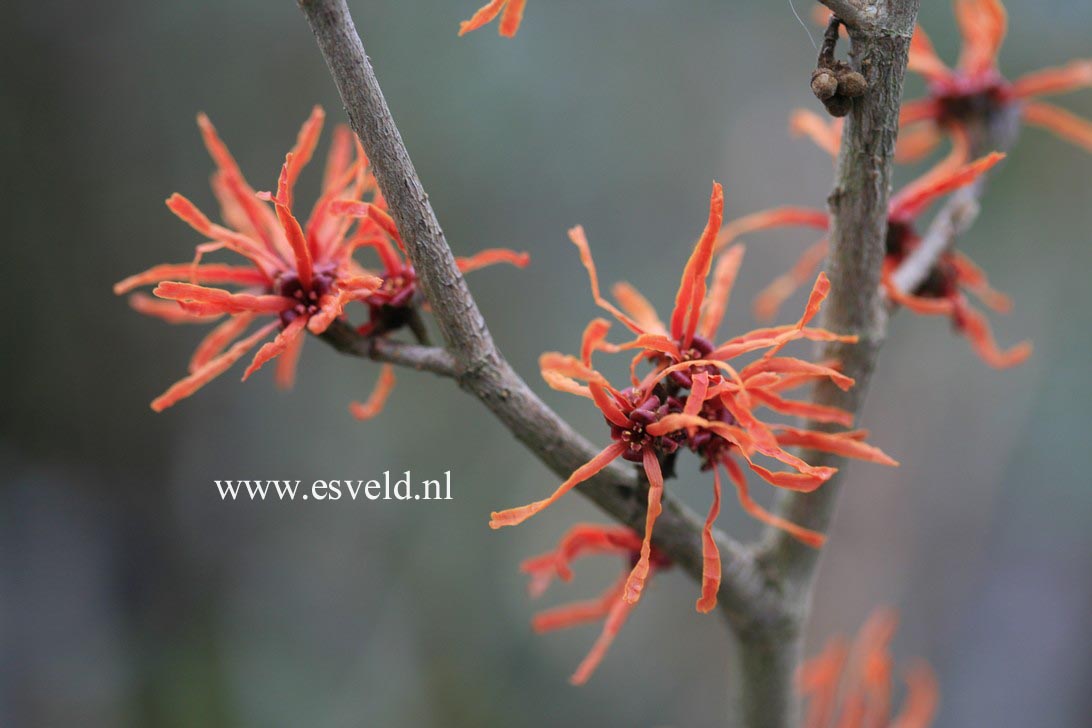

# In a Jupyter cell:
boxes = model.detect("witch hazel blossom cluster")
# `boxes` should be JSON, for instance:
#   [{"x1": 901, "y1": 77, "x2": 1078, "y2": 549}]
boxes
[
  {"x1": 489, "y1": 183, "x2": 897, "y2": 681},
  {"x1": 115, "y1": 107, "x2": 527, "y2": 417}
]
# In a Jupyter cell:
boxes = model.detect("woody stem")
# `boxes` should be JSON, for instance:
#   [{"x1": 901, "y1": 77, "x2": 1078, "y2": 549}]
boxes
[
  {"x1": 297, "y1": 0, "x2": 772, "y2": 652},
  {"x1": 744, "y1": 2, "x2": 922, "y2": 726}
]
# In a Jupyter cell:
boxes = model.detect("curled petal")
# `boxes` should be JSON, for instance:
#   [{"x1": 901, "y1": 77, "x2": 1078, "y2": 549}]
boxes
[
  {"x1": 150, "y1": 321, "x2": 278, "y2": 412},
  {"x1": 623, "y1": 449, "x2": 664, "y2": 605},
  {"x1": 722, "y1": 458, "x2": 825, "y2": 548},
  {"x1": 531, "y1": 577, "x2": 624, "y2": 634},
  {"x1": 589, "y1": 382, "x2": 630, "y2": 428},
  {"x1": 459, "y1": 0, "x2": 524, "y2": 37},
  {"x1": 772, "y1": 426, "x2": 899, "y2": 467},
  {"x1": 748, "y1": 357, "x2": 854, "y2": 392},
  {"x1": 670, "y1": 182, "x2": 724, "y2": 349},
  {"x1": 955, "y1": 299, "x2": 1032, "y2": 369},
  {"x1": 489, "y1": 442, "x2": 627, "y2": 528},
  {"x1": 349, "y1": 365, "x2": 397, "y2": 421},
  {"x1": 1022, "y1": 101, "x2": 1092, "y2": 153},
  {"x1": 948, "y1": 251, "x2": 1012, "y2": 312},
  {"x1": 580, "y1": 318, "x2": 619, "y2": 367},
  {"x1": 242, "y1": 316, "x2": 308, "y2": 381},
  {"x1": 568, "y1": 225, "x2": 646, "y2": 334},
  {"x1": 750, "y1": 389, "x2": 855, "y2": 427},
  {"x1": 695, "y1": 465, "x2": 722, "y2": 613}
]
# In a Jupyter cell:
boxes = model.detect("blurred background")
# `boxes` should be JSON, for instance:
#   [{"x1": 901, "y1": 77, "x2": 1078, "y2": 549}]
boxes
[{"x1": 2, "y1": 1, "x2": 1090, "y2": 726}]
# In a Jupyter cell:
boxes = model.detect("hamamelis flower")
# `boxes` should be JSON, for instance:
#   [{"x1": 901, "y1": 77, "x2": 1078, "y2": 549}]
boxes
[
  {"x1": 492, "y1": 183, "x2": 897, "y2": 613},
  {"x1": 733, "y1": 126, "x2": 1030, "y2": 368},
  {"x1": 116, "y1": 107, "x2": 387, "y2": 411},
  {"x1": 799, "y1": 609, "x2": 939, "y2": 728},
  {"x1": 459, "y1": 0, "x2": 527, "y2": 37},
  {"x1": 521, "y1": 524, "x2": 671, "y2": 685},
  {"x1": 328, "y1": 199, "x2": 529, "y2": 339},
  {"x1": 902, "y1": 0, "x2": 1092, "y2": 158}
]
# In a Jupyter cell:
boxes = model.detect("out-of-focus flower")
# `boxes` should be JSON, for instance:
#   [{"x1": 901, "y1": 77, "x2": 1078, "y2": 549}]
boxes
[
  {"x1": 734, "y1": 122, "x2": 1030, "y2": 368},
  {"x1": 492, "y1": 184, "x2": 897, "y2": 613},
  {"x1": 459, "y1": 0, "x2": 527, "y2": 37},
  {"x1": 902, "y1": 0, "x2": 1092, "y2": 158},
  {"x1": 521, "y1": 524, "x2": 671, "y2": 685},
  {"x1": 799, "y1": 608, "x2": 939, "y2": 728}
]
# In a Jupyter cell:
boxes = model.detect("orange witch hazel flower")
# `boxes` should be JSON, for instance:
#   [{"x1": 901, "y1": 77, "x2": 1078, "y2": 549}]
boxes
[
  {"x1": 734, "y1": 120, "x2": 1030, "y2": 369},
  {"x1": 491, "y1": 183, "x2": 897, "y2": 615},
  {"x1": 902, "y1": 0, "x2": 1092, "y2": 158},
  {"x1": 799, "y1": 608, "x2": 939, "y2": 728},
  {"x1": 458, "y1": 0, "x2": 527, "y2": 37},
  {"x1": 521, "y1": 524, "x2": 671, "y2": 685},
  {"x1": 115, "y1": 107, "x2": 527, "y2": 414}
]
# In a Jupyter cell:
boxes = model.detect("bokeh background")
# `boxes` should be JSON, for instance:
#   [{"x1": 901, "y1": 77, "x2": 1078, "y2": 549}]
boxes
[{"x1": 3, "y1": 1, "x2": 1090, "y2": 726}]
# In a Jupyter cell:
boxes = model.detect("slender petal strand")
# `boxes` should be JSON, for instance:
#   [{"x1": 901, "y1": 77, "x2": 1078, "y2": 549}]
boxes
[
  {"x1": 790, "y1": 109, "x2": 843, "y2": 157},
  {"x1": 349, "y1": 365, "x2": 397, "y2": 421},
  {"x1": 714, "y1": 206, "x2": 829, "y2": 254},
  {"x1": 455, "y1": 248, "x2": 531, "y2": 273},
  {"x1": 772, "y1": 426, "x2": 900, "y2": 466},
  {"x1": 611, "y1": 282, "x2": 666, "y2": 334},
  {"x1": 623, "y1": 449, "x2": 665, "y2": 605},
  {"x1": 947, "y1": 251, "x2": 1012, "y2": 312},
  {"x1": 127, "y1": 293, "x2": 216, "y2": 324},
  {"x1": 459, "y1": 0, "x2": 524, "y2": 37},
  {"x1": 190, "y1": 313, "x2": 256, "y2": 373},
  {"x1": 150, "y1": 321, "x2": 278, "y2": 412},
  {"x1": 498, "y1": 0, "x2": 527, "y2": 37},
  {"x1": 242, "y1": 316, "x2": 308, "y2": 381},
  {"x1": 670, "y1": 182, "x2": 724, "y2": 348},
  {"x1": 954, "y1": 0, "x2": 1007, "y2": 76},
  {"x1": 580, "y1": 319, "x2": 617, "y2": 367},
  {"x1": 569, "y1": 585, "x2": 637, "y2": 686},
  {"x1": 895, "y1": 124, "x2": 943, "y2": 164},
  {"x1": 114, "y1": 263, "x2": 266, "y2": 295},
  {"x1": 889, "y1": 153, "x2": 1005, "y2": 222},
  {"x1": 489, "y1": 443, "x2": 627, "y2": 529},
  {"x1": 955, "y1": 300, "x2": 1033, "y2": 368},
  {"x1": 908, "y1": 25, "x2": 952, "y2": 83},
  {"x1": 154, "y1": 282, "x2": 293, "y2": 315},
  {"x1": 1022, "y1": 101, "x2": 1092, "y2": 152},
  {"x1": 723, "y1": 459, "x2": 825, "y2": 548},
  {"x1": 568, "y1": 226, "x2": 645, "y2": 333},
  {"x1": 699, "y1": 244, "x2": 745, "y2": 339},
  {"x1": 754, "y1": 239, "x2": 829, "y2": 322},
  {"x1": 532, "y1": 578, "x2": 623, "y2": 633},
  {"x1": 274, "y1": 327, "x2": 305, "y2": 390},
  {"x1": 1010, "y1": 59, "x2": 1092, "y2": 99},
  {"x1": 695, "y1": 467, "x2": 722, "y2": 613}
]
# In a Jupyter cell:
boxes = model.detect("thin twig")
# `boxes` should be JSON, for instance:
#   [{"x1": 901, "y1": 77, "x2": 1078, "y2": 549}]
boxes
[{"x1": 296, "y1": 0, "x2": 774, "y2": 630}]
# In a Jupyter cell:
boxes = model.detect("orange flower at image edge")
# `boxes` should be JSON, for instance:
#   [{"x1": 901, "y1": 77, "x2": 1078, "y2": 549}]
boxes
[
  {"x1": 459, "y1": 0, "x2": 527, "y2": 37},
  {"x1": 115, "y1": 107, "x2": 527, "y2": 416},
  {"x1": 491, "y1": 183, "x2": 897, "y2": 626},
  {"x1": 903, "y1": 0, "x2": 1092, "y2": 157},
  {"x1": 800, "y1": 609, "x2": 939, "y2": 728}
]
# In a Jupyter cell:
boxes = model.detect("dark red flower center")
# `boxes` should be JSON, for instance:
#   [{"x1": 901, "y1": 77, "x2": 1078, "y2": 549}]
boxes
[
  {"x1": 931, "y1": 73, "x2": 1012, "y2": 128},
  {"x1": 276, "y1": 263, "x2": 338, "y2": 326},
  {"x1": 608, "y1": 390, "x2": 683, "y2": 463}
]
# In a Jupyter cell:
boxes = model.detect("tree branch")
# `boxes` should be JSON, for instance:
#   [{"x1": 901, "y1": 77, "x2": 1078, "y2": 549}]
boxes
[
  {"x1": 818, "y1": 0, "x2": 879, "y2": 30},
  {"x1": 731, "y1": 3, "x2": 921, "y2": 726},
  {"x1": 296, "y1": 0, "x2": 775, "y2": 630}
]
